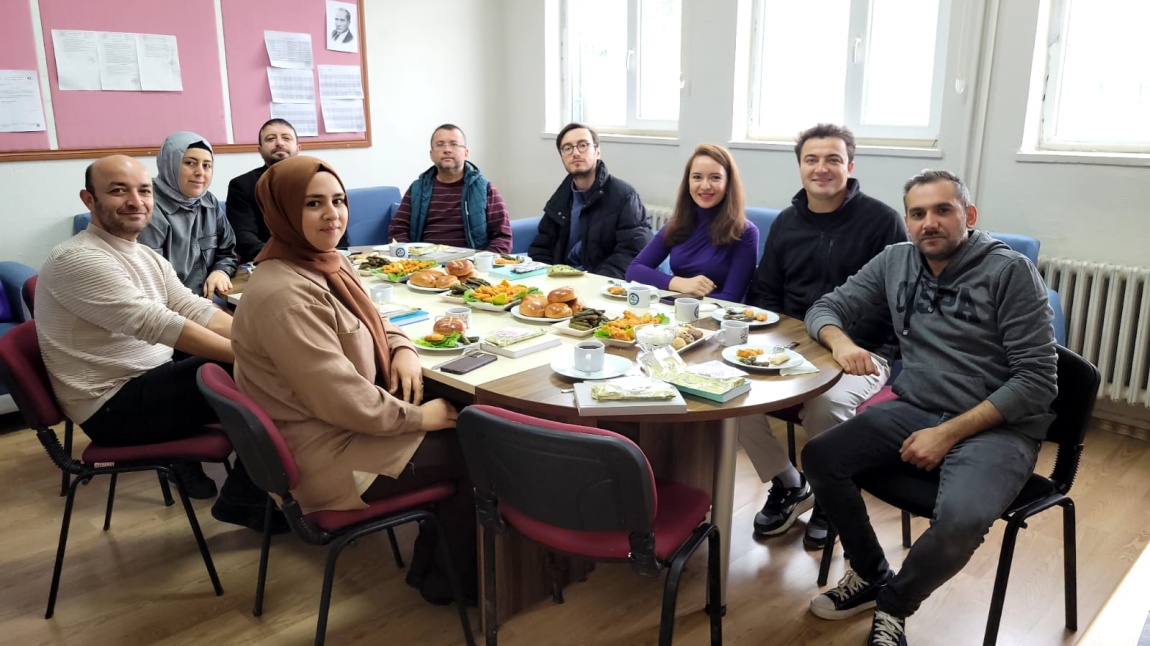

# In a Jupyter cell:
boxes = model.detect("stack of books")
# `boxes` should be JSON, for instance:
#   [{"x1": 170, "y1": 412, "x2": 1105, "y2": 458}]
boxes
[
  {"x1": 573, "y1": 377, "x2": 687, "y2": 415},
  {"x1": 379, "y1": 303, "x2": 427, "y2": 326},
  {"x1": 665, "y1": 360, "x2": 752, "y2": 402},
  {"x1": 480, "y1": 326, "x2": 560, "y2": 358}
]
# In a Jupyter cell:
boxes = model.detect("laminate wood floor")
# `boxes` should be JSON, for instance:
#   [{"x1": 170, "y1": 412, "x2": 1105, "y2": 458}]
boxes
[{"x1": 1, "y1": 416, "x2": 1147, "y2": 646}]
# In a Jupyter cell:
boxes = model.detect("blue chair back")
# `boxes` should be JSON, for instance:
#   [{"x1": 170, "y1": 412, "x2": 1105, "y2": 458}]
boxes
[
  {"x1": 745, "y1": 207, "x2": 781, "y2": 262},
  {"x1": 346, "y1": 186, "x2": 402, "y2": 247},
  {"x1": 510, "y1": 216, "x2": 542, "y2": 255},
  {"x1": 986, "y1": 231, "x2": 1065, "y2": 345}
]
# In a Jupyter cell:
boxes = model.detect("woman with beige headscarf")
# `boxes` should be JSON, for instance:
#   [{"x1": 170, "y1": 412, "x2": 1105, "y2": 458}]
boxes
[{"x1": 230, "y1": 156, "x2": 472, "y2": 603}]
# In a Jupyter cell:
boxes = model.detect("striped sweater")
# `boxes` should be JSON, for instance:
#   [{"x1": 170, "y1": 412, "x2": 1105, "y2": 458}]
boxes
[{"x1": 35, "y1": 226, "x2": 219, "y2": 423}]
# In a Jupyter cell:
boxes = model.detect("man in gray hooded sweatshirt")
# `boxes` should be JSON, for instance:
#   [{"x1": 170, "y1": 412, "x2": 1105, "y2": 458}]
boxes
[{"x1": 801, "y1": 170, "x2": 1057, "y2": 646}]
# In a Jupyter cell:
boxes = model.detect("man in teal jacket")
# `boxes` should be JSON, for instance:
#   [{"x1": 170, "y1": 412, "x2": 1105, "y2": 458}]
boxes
[{"x1": 388, "y1": 124, "x2": 512, "y2": 253}]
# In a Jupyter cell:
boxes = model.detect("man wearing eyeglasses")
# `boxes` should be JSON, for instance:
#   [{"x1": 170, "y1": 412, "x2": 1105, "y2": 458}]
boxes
[
  {"x1": 388, "y1": 124, "x2": 512, "y2": 254},
  {"x1": 528, "y1": 122, "x2": 652, "y2": 278}
]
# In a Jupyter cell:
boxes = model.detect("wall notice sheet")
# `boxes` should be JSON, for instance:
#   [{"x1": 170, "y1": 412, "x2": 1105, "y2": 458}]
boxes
[{"x1": 0, "y1": 71, "x2": 48, "y2": 132}]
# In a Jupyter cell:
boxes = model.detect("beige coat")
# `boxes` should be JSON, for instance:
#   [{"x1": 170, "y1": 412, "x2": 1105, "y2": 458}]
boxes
[{"x1": 232, "y1": 258, "x2": 425, "y2": 513}]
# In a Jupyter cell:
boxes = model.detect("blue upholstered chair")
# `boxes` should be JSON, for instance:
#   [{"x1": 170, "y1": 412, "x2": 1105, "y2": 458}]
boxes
[
  {"x1": 510, "y1": 215, "x2": 542, "y2": 255},
  {"x1": 745, "y1": 207, "x2": 781, "y2": 262},
  {"x1": 0, "y1": 261, "x2": 39, "y2": 415},
  {"x1": 73, "y1": 203, "x2": 227, "y2": 235},
  {"x1": 346, "y1": 186, "x2": 402, "y2": 247}
]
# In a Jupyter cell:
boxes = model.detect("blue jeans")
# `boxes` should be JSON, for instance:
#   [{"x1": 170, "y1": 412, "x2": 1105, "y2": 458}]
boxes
[{"x1": 802, "y1": 400, "x2": 1039, "y2": 618}]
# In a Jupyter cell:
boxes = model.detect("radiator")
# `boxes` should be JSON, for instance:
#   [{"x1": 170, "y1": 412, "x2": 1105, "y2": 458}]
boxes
[
  {"x1": 648, "y1": 205, "x2": 674, "y2": 230},
  {"x1": 1040, "y1": 258, "x2": 1150, "y2": 407}
]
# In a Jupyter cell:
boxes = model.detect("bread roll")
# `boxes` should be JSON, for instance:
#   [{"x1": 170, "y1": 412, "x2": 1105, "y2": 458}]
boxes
[
  {"x1": 545, "y1": 302, "x2": 573, "y2": 319},
  {"x1": 433, "y1": 316, "x2": 467, "y2": 335},
  {"x1": 548, "y1": 287, "x2": 577, "y2": 303},
  {"x1": 521, "y1": 294, "x2": 548, "y2": 318},
  {"x1": 567, "y1": 298, "x2": 585, "y2": 313},
  {"x1": 446, "y1": 259, "x2": 475, "y2": 277},
  {"x1": 408, "y1": 269, "x2": 444, "y2": 288},
  {"x1": 434, "y1": 273, "x2": 460, "y2": 289}
]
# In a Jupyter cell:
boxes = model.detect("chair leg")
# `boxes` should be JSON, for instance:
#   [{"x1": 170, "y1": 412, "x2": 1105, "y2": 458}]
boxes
[
  {"x1": 428, "y1": 514, "x2": 476, "y2": 646},
  {"x1": 901, "y1": 511, "x2": 912, "y2": 548},
  {"x1": 174, "y1": 477, "x2": 224, "y2": 597},
  {"x1": 983, "y1": 515, "x2": 1026, "y2": 646},
  {"x1": 158, "y1": 471, "x2": 174, "y2": 507},
  {"x1": 60, "y1": 420, "x2": 73, "y2": 497},
  {"x1": 817, "y1": 523, "x2": 837, "y2": 587},
  {"x1": 386, "y1": 527, "x2": 405, "y2": 568},
  {"x1": 314, "y1": 540, "x2": 342, "y2": 646},
  {"x1": 483, "y1": 527, "x2": 499, "y2": 646},
  {"x1": 706, "y1": 527, "x2": 723, "y2": 645},
  {"x1": 1062, "y1": 500, "x2": 1077, "y2": 631},
  {"x1": 103, "y1": 473, "x2": 118, "y2": 531},
  {"x1": 547, "y1": 551, "x2": 565, "y2": 604},
  {"x1": 46, "y1": 476, "x2": 83, "y2": 618},
  {"x1": 253, "y1": 498, "x2": 275, "y2": 617},
  {"x1": 786, "y1": 421, "x2": 797, "y2": 467}
]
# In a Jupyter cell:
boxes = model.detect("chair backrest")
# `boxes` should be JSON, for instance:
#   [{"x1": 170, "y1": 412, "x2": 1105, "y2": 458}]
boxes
[
  {"x1": 510, "y1": 215, "x2": 542, "y2": 255},
  {"x1": 346, "y1": 186, "x2": 402, "y2": 246},
  {"x1": 73, "y1": 213, "x2": 91, "y2": 236},
  {"x1": 195, "y1": 363, "x2": 299, "y2": 497},
  {"x1": 745, "y1": 207, "x2": 781, "y2": 262},
  {"x1": 21, "y1": 274, "x2": 37, "y2": 317},
  {"x1": 1047, "y1": 345, "x2": 1101, "y2": 492},
  {"x1": 0, "y1": 261, "x2": 37, "y2": 324},
  {"x1": 0, "y1": 321, "x2": 64, "y2": 429},
  {"x1": 986, "y1": 231, "x2": 1039, "y2": 265},
  {"x1": 456, "y1": 405, "x2": 657, "y2": 535}
]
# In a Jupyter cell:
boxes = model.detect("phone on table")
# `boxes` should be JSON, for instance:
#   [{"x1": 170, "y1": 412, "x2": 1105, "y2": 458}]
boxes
[
  {"x1": 438, "y1": 352, "x2": 498, "y2": 375},
  {"x1": 658, "y1": 292, "x2": 691, "y2": 306}
]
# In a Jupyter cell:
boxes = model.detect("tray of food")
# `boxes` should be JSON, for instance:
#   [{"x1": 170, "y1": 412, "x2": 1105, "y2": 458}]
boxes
[
  {"x1": 493, "y1": 253, "x2": 530, "y2": 266},
  {"x1": 552, "y1": 307, "x2": 611, "y2": 337},
  {"x1": 711, "y1": 305, "x2": 779, "y2": 326},
  {"x1": 412, "y1": 315, "x2": 482, "y2": 352},
  {"x1": 669, "y1": 323, "x2": 712, "y2": 352},
  {"x1": 593, "y1": 310, "x2": 671, "y2": 347},
  {"x1": 371, "y1": 259, "x2": 439, "y2": 282},
  {"x1": 460, "y1": 279, "x2": 541, "y2": 311}
]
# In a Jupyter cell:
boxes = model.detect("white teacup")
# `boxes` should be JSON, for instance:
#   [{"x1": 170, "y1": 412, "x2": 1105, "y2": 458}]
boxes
[
  {"x1": 445, "y1": 306, "x2": 471, "y2": 328},
  {"x1": 474, "y1": 252, "x2": 495, "y2": 272},
  {"x1": 626, "y1": 284, "x2": 652, "y2": 309},
  {"x1": 675, "y1": 297, "x2": 701, "y2": 322},
  {"x1": 369, "y1": 283, "x2": 394, "y2": 307},
  {"x1": 573, "y1": 340, "x2": 606, "y2": 374},
  {"x1": 719, "y1": 320, "x2": 750, "y2": 347}
]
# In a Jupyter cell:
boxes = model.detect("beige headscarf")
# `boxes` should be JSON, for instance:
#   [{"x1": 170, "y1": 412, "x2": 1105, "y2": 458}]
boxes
[{"x1": 254, "y1": 156, "x2": 392, "y2": 386}]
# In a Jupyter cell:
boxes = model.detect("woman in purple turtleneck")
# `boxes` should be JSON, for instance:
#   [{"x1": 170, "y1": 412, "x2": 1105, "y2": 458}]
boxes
[{"x1": 626, "y1": 144, "x2": 759, "y2": 302}]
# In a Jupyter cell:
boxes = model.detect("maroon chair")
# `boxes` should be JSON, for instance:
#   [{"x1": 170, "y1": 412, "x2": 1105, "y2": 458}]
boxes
[
  {"x1": 195, "y1": 363, "x2": 475, "y2": 646},
  {"x1": 0, "y1": 321, "x2": 231, "y2": 618},
  {"x1": 456, "y1": 405, "x2": 722, "y2": 646}
]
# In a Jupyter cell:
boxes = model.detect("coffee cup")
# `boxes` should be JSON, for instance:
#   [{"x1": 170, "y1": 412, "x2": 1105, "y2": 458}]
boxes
[
  {"x1": 626, "y1": 284, "x2": 652, "y2": 309},
  {"x1": 445, "y1": 306, "x2": 471, "y2": 328},
  {"x1": 675, "y1": 297, "x2": 701, "y2": 322},
  {"x1": 719, "y1": 320, "x2": 750, "y2": 347},
  {"x1": 573, "y1": 339, "x2": 606, "y2": 374},
  {"x1": 474, "y1": 252, "x2": 495, "y2": 272},
  {"x1": 369, "y1": 283, "x2": 394, "y2": 307}
]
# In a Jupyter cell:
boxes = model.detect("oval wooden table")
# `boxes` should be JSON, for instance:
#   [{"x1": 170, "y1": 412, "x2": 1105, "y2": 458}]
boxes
[{"x1": 473, "y1": 314, "x2": 842, "y2": 618}]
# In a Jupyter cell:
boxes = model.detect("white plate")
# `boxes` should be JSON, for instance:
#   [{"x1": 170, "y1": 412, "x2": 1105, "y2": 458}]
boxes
[
  {"x1": 720, "y1": 345, "x2": 804, "y2": 371},
  {"x1": 511, "y1": 304, "x2": 571, "y2": 324},
  {"x1": 710, "y1": 306, "x2": 780, "y2": 327},
  {"x1": 674, "y1": 328, "x2": 716, "y2": 353},
  {"x1": 551, "y1": 320, "x2": 596, "y2": 338},
  {"x1": 466, "y1": 298, "x2": 522, "y2": 312},
  {"x1": 550, "y1": 353, "x2": 633, "y2": 380},
  {"x1": 413, "y1": 335, "x2": 482, "y2": 353},
  {"x1": 600, "y1": 284, "x2": 658, "y2": 301},
  {"x1": 407, "y1": 282, "x2": 452, "y2": 294}
]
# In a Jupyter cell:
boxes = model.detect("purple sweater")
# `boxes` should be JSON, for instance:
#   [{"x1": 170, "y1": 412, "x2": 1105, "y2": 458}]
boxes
[{"x1": 626, "y1": 207, "x2": 759, "y2": 302}]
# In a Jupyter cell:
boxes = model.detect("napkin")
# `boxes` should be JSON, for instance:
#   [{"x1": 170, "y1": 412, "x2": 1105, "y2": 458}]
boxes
[{"x1": 780, "y1": 357, "x2": 819, "y2": 376}]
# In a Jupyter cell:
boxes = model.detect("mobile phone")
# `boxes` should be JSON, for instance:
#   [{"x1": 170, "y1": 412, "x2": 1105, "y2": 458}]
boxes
[
  {"x1": 658, "y1": 292, "x2": 690, "y2": 306},
  {"x1": 439, "y1": 352, "x2": 498, "y2": 375}
]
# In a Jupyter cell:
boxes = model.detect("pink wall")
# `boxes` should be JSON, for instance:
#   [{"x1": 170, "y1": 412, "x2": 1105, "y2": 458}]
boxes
[{"x1": 0, "y1": 0, "x2": 52, "y2": 152}]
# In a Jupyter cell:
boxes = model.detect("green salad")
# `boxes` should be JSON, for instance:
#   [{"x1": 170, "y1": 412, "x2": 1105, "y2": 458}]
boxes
[{"x1": 414, "y1": 332, "x2": 471, "y2": 349}]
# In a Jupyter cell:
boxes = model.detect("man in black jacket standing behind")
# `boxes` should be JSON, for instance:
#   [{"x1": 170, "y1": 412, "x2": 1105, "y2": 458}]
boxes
[
  {"x1": 739, "y1": 123, "x2": 907, "y2": 548},
  {"x1": 528, "y1": 123, "x2": 652, "y2": 278},
  {"x1": 226, "y1": 119, "x2": 347, "y2": 263}
]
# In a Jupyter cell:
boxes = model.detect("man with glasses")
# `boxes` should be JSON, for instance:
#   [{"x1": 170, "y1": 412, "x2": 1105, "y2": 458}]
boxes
[
  {"x1": 529, "y1": 122, "x2": 652, "y2": 278},
  {"x1": 389, "y1": 124, "x2": 512, "y2": 253}
]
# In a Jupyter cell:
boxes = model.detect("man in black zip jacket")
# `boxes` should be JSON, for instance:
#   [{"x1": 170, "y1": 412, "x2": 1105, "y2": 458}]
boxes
[
  {"x1": 740, "y1": 124, "x2": 907, "y2": 548},
  {"x1": 528, "y1": 123, "x2": 652, "y2": 278}
]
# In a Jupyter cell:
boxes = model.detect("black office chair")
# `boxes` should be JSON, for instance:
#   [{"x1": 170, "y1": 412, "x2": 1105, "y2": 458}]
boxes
[{"x1": 815, "y1": 345, "x2": 1100, "y2": 646}]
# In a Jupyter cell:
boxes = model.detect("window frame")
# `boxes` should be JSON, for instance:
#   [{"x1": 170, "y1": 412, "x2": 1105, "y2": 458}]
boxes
[
  {"x1": 558, "y1": 0, "x2": 681, "y2": 136},
  {"x1": 746, "y1": 0, "x2": 952, "y2": 143}
]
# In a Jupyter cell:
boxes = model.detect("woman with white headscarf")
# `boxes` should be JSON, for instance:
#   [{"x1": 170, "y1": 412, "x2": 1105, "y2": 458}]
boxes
[{"x1": 138, "y1": 131, "x2": 239, "y2": 298}]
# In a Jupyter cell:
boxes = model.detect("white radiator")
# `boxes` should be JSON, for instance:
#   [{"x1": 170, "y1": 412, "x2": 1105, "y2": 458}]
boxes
[
  {"x1": 648, "y1": 205, "x2": 675, "y2": 230},
  {"x1": 1040, "y1": 258, "x2": 1150, "y2": 407}
]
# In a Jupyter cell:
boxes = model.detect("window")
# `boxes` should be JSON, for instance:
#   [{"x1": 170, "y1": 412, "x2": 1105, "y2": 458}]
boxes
[
  {"x1": 559, "y1": 0, "x2": 682, "y2": 134},
  {"x1": 1036, "y1": 0, "x2": 1150, "y2": 151},
  {"x1": 746, "y1": 0, "x2": 950, "y2": 142}
]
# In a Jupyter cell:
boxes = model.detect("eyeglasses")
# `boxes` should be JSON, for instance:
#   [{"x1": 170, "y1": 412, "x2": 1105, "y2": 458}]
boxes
[
  {"x1": 433, "y1": 141, "x2": 467, "y2": 150},
  {"x1": 560, "y1": 141, "x2": 596, "y2": 156}
]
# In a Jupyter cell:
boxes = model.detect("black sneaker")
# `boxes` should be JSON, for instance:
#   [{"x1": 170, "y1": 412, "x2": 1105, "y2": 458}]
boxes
[
  {"x1": 753, "y1": 476, "x2": 814, "y2": 536},
  {"x1": 803, "y1": 503, "x2": 830, "y2": 551},
  {"x1": 868, "y1": 610, "x2": 907, "y2": 646},
  {"x1": 168, "y1": 462, "x2": 218, "y2": 500},
  {"x1": 211, "y1": 496, "x2": 290, "y2": 534},
  {"x1": 809, "y1": 569, "x2": 893, "y2": 620}
]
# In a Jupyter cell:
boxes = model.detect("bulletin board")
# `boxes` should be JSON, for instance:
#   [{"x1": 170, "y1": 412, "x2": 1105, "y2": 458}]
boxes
[{"x1": 0, "y1": 0, "x2": 371, "y2": 161}]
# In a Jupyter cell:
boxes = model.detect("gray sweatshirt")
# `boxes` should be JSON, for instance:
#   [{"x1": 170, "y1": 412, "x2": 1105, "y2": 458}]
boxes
[
  {"x1": 806, "y1": 230, "x2": 1057, "y2": 440},
  {"x1": 138, "y1": 190, "x2": 238, "y2": 293}
]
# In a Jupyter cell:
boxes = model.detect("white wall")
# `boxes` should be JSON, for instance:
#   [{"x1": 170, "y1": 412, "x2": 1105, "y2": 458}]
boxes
[
  {"x1": 496, "y1": 0, "x2": 1150, "y2": 268},
  {"x1": 0, "y1": 0, "x2": 504, "y2": 268}
]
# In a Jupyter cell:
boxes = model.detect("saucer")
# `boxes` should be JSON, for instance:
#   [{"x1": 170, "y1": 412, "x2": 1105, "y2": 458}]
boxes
[{"x1": 550, "y1": 354, "x2": 633, "y2": 380}]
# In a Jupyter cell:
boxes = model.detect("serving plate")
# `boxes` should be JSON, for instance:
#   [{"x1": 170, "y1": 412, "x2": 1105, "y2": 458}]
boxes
[
  {"x1": 711, "y1": 306, "x2": 780, "y2": 327},
  {"x1": 720, "y1": 345, "x2": 803, "y2": 371}
]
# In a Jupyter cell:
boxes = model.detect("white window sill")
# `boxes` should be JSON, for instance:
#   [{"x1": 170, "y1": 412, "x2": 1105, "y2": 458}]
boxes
[
  {"x1": 1016, "y1": 150, "x2": 1150, "y2": 168},
  {"x1": 728, "y1": 140, "x2": 943, "y2": 159},
  {"x1": 540, "y1": 132, "x2": 679, "y2": 147}
]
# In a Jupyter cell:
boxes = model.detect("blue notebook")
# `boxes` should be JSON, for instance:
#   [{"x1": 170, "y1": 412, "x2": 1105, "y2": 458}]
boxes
[
  {"x1": 390, "y1": 310, "x2": 429, "y2": 327},
  {"x1": 488, "y1": 263, "x2": 548, "y2": 280}
]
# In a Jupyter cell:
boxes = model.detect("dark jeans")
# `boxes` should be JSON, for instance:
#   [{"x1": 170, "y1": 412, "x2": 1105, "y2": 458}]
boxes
[
  {"x1": 81, "y1": 356, "x2": 229, "y2": 447},
  {"x1": 363, "y1": 429, "x2": 477, "y2": 599},
  {"x1": 802, "y1": 400, "x2": 1039, "y2": 618}
]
